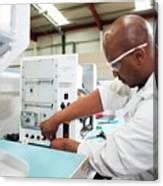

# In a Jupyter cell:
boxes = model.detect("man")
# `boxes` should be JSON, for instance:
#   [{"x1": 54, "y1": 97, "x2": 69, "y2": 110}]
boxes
[{"x1": 40, "y1": 15, "x2": 157, "y2": 180}]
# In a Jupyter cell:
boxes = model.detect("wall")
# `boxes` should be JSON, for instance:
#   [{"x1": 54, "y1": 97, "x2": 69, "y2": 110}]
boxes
[
  {"x1": 79, "y1": 52, "x2": 113, "y2": 80},
  {"x1": 31, "y1": 27, "x2": 101, "y2": 55}
]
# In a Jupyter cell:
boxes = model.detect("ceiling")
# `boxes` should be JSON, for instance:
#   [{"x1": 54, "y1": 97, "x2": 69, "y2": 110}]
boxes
[{"x1": 31, "y1": 2, "x2": 154, "y2": 41}]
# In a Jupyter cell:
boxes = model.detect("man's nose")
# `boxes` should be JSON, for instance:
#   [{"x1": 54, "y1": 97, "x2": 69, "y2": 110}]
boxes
[{"x1": 112, "y1": 70, "x2": 118, "y2": 77}]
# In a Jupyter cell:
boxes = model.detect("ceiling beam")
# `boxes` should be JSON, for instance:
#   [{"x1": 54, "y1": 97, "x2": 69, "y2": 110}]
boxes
[
  {"x1": 58, "y1": 4, "x2": 86, "y2": 11},
  {"x1": 31, "y1": 10, "x2": 154, "y2": 41},
  {"x1": 31, "y1": 22, "x2": 97, "y2": 39},
  {"x1": 31, "y1": 14, "x2": 44, "y2": 20},
  {"x1": 87, "y1": 3, "x2": 103, "y2": 30},
  {"x1": 32, "y1": 23, "x2": 53, "y2": 30}
]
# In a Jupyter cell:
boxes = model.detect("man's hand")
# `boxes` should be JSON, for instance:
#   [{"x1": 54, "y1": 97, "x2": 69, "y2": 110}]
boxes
[
  {"x1": 40, "y1": 112, "x2": 61, "y2": 140},
  {"x1": 51, "y1": 138, "x2": 80, "y2": 153}
]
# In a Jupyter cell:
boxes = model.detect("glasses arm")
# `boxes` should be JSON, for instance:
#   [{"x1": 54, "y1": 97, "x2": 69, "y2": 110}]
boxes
[{"x1": 110, "y1": 42, "x2": 148, "y2": 66}]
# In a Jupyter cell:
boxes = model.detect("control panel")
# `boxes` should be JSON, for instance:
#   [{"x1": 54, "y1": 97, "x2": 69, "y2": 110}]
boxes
[{"x1": 20, "y1": 54, "x2": 82, "y2": 145}]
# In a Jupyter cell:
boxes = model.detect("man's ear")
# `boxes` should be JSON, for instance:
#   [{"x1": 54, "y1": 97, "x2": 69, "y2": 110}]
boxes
[{"x1": 134, "y1": 49, "x2": 145, "y2": 66}]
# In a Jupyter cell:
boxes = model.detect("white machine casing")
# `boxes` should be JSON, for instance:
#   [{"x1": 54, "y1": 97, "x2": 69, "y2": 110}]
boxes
[
  {"x1": 0, "y1": 4, "x2": 30, "y2": 138},
  {"x1": 0, "y1": 4, "x2": 30, "y2": 73},
  {"x1": 82, "y1": 63, "x2": 97, "y2": 93},
  {"x1": 20, "y1": 54, "x2": 81, "y2": 146}
]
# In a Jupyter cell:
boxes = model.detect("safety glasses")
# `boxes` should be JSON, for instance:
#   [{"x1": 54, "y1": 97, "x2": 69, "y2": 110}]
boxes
[{"x1": 109, "y1": 42, "x2": 148, "y2": 72}]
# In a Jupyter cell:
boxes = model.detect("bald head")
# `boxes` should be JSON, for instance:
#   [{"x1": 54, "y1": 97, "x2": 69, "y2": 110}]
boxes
[
  {"x1": 104, "y1": 14, "x2": 153, "y2": 59},
  {"x1": 103, "y1": 14, "x2": 154, "y2": 88}
]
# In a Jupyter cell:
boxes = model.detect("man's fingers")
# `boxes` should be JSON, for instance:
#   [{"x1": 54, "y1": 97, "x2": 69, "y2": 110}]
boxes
[
  {"x1": 40, "y1": 120, "x2": 57, "y2": 141},
  {"x1": 41, "y1": 131, "x2": 50, "y2": 140},
  {"x1": 50, "y1": 134, "x2": 54, "y2": 140},
  {"x1": 40, "y1": 128, "x2": 46, "y2": 139},
  {"x1": 51, "y1": 138, "x2": 65, "y2": 150}
]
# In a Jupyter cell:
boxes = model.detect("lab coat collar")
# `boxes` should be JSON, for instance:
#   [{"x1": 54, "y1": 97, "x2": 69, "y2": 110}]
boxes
[{"x1": 137, "y1": 73, "x2": 155, "y2": 100}]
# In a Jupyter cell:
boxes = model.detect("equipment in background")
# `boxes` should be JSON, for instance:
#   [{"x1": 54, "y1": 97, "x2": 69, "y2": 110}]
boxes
[
  {"x1": 81, "y1": 64, "x2": 97, "y2": 93},
  {"x1": 0, "y1": 4, "x2": 30, "y2": 72},
  {"x1": 80, "y1": 116, "x2": 93, "y2": 138},
  {"x1": 0, "y1": 72, "x2": 20, "y2": 138},
  {"x1": 20, "y1": 54, "x2": 83, "y2": 146},
  {"x1": 77, "y1": 88, "x2": 93, "y2": 139},
  {"x1": 0, "y1": 4, "x2": 30, "y2": 138},
  {"x1": 78, "y1": 64, "x2": 97, "y2": 138}
]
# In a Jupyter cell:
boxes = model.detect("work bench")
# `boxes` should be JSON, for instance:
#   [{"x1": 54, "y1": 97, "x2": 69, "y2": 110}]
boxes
[
  {"x1": 0, "y1": 112, "x2": 124, "y2": 179},
  {"x1": 0, "y1": 139, "x2": 90, "y2": 178}
]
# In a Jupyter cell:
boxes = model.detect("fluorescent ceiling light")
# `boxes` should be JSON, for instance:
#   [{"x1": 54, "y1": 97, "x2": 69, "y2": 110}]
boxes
[
  {"x1": 135, "y1": 0, "x2": 152, "y2": 11},
  {"x1": 36, "y1": 4, "x2": 69, "y2": 26}
]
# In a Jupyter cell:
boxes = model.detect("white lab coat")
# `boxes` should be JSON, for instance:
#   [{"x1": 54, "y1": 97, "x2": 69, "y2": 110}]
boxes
[{"x1": 77, "y1": 73, "x2": 158, "y2": 180}]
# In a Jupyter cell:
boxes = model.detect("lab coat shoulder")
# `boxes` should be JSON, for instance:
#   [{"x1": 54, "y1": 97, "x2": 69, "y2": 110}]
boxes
[
  {"x1": 78, "y1": 99, "x2": 154, "y2": 180},
  {"x1": 96, "y1": 98, "x2": 154, "y2": 179},
  {"x1": 78, "y1": 74, "x2": 156, "y2": 180},
  {"x1": 98, "y1": 78, "x2": 131, "y2": 111},
  {"x1": 109, "y1": 98, "x2": 154, "y2": 179}
]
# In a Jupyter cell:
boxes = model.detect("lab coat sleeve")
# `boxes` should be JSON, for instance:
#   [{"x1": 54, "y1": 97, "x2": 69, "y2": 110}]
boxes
[
  {"x1": 98, "y1": 78, "x2": 131, "y2": 111},
  {"x1": 77, "y1": 99, "x2": 154, "y2": 180}
]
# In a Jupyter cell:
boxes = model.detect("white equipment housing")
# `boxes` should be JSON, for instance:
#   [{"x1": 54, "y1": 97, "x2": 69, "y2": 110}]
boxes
[
  {"x1": 0, "y1": 4, "x2": 30, "y2": 138},
  {"x1": 20, "y1": 54, "x2": 82, "y2": 146},
  {"x1": 82, "y1": 64, "x2": 97, "y2": 93},
  {"x1": 0, "y1": 4, "x2": 30, "y2": 72}
]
